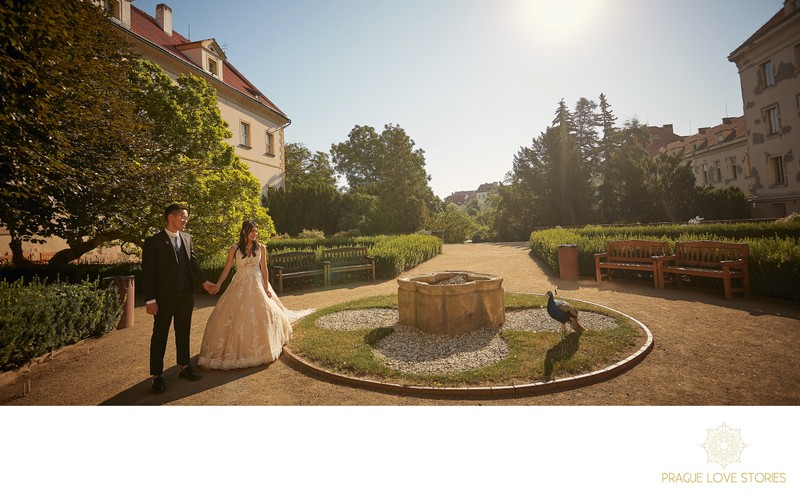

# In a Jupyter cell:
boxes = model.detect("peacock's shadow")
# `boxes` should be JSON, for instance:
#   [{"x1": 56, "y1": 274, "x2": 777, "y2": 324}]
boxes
[{"x1": 544, "y1": 332, "x2": 581, "y2": 379}]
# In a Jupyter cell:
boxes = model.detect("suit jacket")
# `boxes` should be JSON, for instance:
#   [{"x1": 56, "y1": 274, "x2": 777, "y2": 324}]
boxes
[{"x1": 142, "y1": 230, "x2": 208, "y2": 303}]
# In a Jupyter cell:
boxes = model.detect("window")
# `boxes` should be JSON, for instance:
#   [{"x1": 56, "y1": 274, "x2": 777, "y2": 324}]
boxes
[
  {"x1": 771, "y1": 156, "x2": 786, "y2": 185},
  {"x1": 702, "y1": 163, "x2": 709, "y2": 185},
  {"x1": 713, "y1": 161, "x2": 722, "y2": 182},
  {"x1": 207, "y1": 58, "x2": 218, "y2": 76},
  {"x1": 239, "y1": 121, "x2": 251, "y2": 147},
  {"x1": 772, "y1": 203, "x2": 787, "y2": 218},
  {"x1": 765, "y1": 106, "x2": 781, "y2": 135},
  {"x1": 761, "y1": 60, "x2": 775, "y2": 88},
  {"x1": 728, "y1": 156, "x2": 737, "y2": 180},
  {"x1": 266, "y1": 131, "x2": 274, "y2": 155},
  {"x1": 744, "y1": 153, "x2": 751, "y2": 177}
]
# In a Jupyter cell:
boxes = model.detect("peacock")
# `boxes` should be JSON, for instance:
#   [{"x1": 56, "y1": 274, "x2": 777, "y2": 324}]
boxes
[{"x1": 545, "y1": 290, "x2": 585, "y2": 335}]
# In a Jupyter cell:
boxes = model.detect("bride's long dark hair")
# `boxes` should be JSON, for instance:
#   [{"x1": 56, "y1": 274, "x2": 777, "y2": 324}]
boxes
[{"x1": 237, "y1": 220, "x2": 259, "y2": 258}]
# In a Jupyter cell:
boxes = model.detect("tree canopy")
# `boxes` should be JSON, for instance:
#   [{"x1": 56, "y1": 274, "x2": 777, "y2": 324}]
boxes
[
  {"x1": 331, "y1": 124, "x2": 438, "y2": 234},
  {"x1": 0, "y1": 1, "x2": 271, "y2": 266}
]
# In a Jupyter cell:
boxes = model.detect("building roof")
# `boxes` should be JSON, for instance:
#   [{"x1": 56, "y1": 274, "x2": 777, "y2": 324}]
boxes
[
  {"x1": 663, "y1": 116, "x2": 746, "y2": 157},
  {"x1": 476, "y1": 182, "x2": 499, "y2": 193},
  {"x1": 728, "y1": 3, "x2": 799, "y2": 61},
  {"x1": 646, "y1": 124, "x2": 685, "y2": 157},
  {"x1": 128, "y1": 5, "x2": 287, "y2": 120},
  {"x1": 444, "y1": 191, "x2": 476, "y2": 205}
]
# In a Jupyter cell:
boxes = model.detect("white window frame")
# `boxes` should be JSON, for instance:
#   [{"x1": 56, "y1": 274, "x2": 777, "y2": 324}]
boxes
[
  {"x1": 266, "y1": 130, "x2": 274, "y2": 155},
  {"x1": 240, "y1": 121, "x2": 251, "y2": 147},
  {"x1": 207, "y1": 58, "x2": 218, "y2": 76},
  {"x1": 766, "y1": 105, "x2": 780, "y2": 135},
  {"x1": 771, "y1": 156, "x2": 786, "y2": 186},
  {"x1": 762, "y1": 60, "x2": 775, "y2": 88},
  {"x1": 728, "y1": 156, "x2": 737, "y2": 180}
]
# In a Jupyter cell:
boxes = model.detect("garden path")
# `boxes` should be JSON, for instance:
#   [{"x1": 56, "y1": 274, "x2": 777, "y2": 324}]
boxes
[{"x1": 1, "y1": 242, "x2": 799, "y2": 405}]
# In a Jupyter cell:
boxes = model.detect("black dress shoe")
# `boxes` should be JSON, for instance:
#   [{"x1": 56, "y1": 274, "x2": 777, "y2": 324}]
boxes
[
  {"x1": 152, "y1": 376, "x2": 166, "y2": 394},
  {"x1": 179, "y1": 365, "x2": 201, "y2": 381}
]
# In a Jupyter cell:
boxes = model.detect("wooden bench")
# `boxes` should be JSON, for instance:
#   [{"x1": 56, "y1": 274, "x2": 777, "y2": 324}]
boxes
[
  {"x1": 595, "y1": 240, "x2": 671, "y2": 288},
  {"x1": 655, "y1": 241, "x2": 750, "y2": 300},
  {"x1": 321, "y1": 246, "x2": 376, "y2": 284},
  {"x1": 268, "y1": 251, "x2": 328, "y2": 294}
]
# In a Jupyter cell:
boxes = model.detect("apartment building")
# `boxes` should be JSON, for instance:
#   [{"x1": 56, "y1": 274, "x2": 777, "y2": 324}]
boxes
[
  {"x1": 728, "y1": 0, "x2": 800, "y2": 217},
  {"x1": 663, "y1": 117, "x2": 751, "y2": 194},
  {"x1": 100, "y1": 1, "x2": 291, "y2": 193}
]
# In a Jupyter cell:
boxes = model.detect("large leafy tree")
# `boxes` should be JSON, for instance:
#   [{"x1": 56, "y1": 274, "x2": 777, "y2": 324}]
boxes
[
  {"x1": 0, "y1": 0, "x2": 155, "y2": 265},
  {"x1": 331, "y1": 124, "x2": 437, "y2": 234},
  {"x1": 0, "y1": 1, "x2": 270, "y2": 266},
  {"x1": 266, "y1": 143, "x2": 341, "y2": 235}
]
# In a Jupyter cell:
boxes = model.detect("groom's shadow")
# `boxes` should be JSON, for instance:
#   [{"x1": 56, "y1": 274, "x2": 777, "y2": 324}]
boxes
[{"x1": 100, "y1": 356, "x2": 270, "y2": 405}]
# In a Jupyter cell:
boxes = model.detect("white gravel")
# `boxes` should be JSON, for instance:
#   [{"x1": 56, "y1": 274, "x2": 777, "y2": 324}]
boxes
[{"x1": 313, "y1": 307, "x2": 619, "y2": 375}]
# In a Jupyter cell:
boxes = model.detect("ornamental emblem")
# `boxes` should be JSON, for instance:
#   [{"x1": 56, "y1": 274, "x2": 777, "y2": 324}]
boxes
[{"x1": 701, "y1": 422, "x2": 747, "y2": 469}]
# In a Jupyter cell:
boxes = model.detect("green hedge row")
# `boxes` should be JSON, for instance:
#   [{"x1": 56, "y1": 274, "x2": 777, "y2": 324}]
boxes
[
  {"x1": 529, "y1": 218, "x2": 800, "y2": 300},
  {"x1": 266, "y1": 233, "x2": 442, "y2": 279},
  {"x1": 0, "y1": 277, "x2": 123, "y2": 371}
]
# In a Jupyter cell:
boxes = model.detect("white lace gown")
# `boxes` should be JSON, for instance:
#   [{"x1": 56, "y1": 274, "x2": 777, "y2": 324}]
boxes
[{"x1": 198, "y1": 248, "x2": 311, "y2": 370}]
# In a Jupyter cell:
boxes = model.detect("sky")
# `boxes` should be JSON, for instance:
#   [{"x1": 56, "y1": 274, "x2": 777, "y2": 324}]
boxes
[{"x1": 133, "y1": 0, "x2": 782, "y2": 199}]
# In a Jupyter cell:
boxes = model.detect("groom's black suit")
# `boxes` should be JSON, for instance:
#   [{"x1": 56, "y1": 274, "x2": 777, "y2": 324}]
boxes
[{"x1": 142, "y1": 230, "x2": 208, "y2": 376}]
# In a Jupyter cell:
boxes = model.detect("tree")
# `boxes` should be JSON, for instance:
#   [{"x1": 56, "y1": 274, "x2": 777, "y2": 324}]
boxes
[
  {"x1": 1, "y1": 2, "x2": 270, "y2": 266},
  {"x1": 424, "y1": 204, "x2": 479, "y2": 244},
  {"x1": 644, "y1": 153, "x2": 699, "y2": 221},
  {"x1": 266, "y1": 143, "x2": 341, "y2": 236},
  {"x1": 331, "y1": 124, "x2": 437, "y2": 234},
  {"x1": 0, "y1": 0, "x2": 155, "y2": 266}
]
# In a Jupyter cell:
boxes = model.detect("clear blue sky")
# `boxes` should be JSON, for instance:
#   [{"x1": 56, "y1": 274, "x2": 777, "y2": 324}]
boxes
[{"x1": 134, "y1": 0, "x2": 781, "y2": 199}]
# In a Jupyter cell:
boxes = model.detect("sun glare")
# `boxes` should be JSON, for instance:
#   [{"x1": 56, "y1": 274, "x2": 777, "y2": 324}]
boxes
[{"x1": 519, "y1": 0, "x2": 600, "y2": 40}]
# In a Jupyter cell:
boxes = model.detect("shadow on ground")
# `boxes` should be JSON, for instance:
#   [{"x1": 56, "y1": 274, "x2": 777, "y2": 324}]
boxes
[{"x1": 100, "y1": 356, "x2": 271, "y2": 405}]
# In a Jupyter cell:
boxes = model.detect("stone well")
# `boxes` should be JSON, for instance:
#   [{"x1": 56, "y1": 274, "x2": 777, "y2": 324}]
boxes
[{"x1": 397, "y1": 271, "x2": 505, "y2": 335}]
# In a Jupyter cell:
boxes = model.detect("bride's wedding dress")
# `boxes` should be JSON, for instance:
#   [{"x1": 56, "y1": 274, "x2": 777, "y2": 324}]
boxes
[{"x1": 198, "y1": 247, "x2": 313, "y2": 370}]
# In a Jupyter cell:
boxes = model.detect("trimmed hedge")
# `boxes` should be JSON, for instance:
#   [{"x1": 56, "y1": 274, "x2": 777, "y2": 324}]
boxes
[
  {"x1": 529, "y1": 218, "x2": 800, "y2": 300},
  {"x1": 266, "y1": 233, "x2": 442, "y2": 280},
  {"x1": 0, "y1": 277, "x2": 123, "y2": 371}
]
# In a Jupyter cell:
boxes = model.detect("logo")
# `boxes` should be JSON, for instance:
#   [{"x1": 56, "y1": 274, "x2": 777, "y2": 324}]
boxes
[
  {"x1": 660, "y1": 422, "x2": 788, "y2": 486},
  {"x1": 701, "y1": 422, "x2": 747, "y2": 469}
]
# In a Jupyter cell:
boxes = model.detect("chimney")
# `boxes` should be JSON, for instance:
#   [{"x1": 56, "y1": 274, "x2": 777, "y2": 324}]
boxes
[{"x1": 156, "y1": 4, "x2": 173, "y2": 36}]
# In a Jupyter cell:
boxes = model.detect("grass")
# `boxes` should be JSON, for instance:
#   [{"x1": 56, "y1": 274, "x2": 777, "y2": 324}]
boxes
[{"x1": 287, "y1": 293, "x2": 646, "y2": 388}]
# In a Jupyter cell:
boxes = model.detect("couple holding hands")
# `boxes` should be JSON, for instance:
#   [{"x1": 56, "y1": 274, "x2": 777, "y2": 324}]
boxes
[{"x1": 142, "y1": 204, "x2": 311, "y2": 394}]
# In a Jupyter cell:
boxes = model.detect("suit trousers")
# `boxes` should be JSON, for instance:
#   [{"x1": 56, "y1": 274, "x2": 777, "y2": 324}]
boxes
[{"x1": 149, "y1": 287, "x2": 195, "y2": 376}]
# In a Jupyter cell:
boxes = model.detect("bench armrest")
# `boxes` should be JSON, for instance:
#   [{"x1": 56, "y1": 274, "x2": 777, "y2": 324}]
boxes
[
  {"x1": 653, "y1": 254, "x2": 676, "y2": 265},
  {"x1": 271, "y1": 265, "x2": 284, "y2": 272},
  {"x1": 720, "y1": 259, "x2": 746, "y2": 271},
  {"x1": 594, "y1": 252, "x2": 608, "y2": 259}
]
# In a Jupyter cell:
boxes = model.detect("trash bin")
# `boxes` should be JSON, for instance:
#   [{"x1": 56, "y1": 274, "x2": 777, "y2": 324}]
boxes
[
  {"x1": 557, "y1": 244, "x2": 579, "y2": 281},
  {"x1": 103, "y1": 275, "x2": 135, "y2": 329}
]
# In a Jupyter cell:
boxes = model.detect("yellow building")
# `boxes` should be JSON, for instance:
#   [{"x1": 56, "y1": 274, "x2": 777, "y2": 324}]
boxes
[
  {"x1": 728, "y1": 0, "x2": 800, "y2": 217},
  {"x1": 105, "y1": 1, "x2": 291, "y2": 193}
]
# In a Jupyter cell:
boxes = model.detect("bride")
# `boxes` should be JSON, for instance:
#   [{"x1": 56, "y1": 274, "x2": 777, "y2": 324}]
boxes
[{"x1": 198, "y1": 220, "x2": 312, "y2": 370}]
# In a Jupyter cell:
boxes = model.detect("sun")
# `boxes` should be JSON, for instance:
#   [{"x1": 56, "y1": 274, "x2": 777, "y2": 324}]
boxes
[{"x1": 518, "y1": 0, "x2": 601, "y2": 40}]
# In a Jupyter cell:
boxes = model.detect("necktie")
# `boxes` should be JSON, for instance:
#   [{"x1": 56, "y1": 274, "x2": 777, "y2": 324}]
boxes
[{"x1": 174, "y1": 234, "x2": 182, "y2": 252}]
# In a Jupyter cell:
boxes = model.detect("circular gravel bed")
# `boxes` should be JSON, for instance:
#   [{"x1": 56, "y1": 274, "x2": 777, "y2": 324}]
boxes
[
  {"x1": 313, "y1": 307, "x2": 619, "y2": 375},
  {"x1": 504, "y1": 309, "x2": 619, "y2": 332}
]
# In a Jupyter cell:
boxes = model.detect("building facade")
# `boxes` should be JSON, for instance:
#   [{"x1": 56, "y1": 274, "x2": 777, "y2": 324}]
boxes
[
  {"x1": 663, "y1": 117, "x2": 751, "y2": 194},
  {"x1": 728, "y1": 0, "x2": 800, "y2": 218},
  {"x1": 102, "y1": 1, "x2": 291, "y2": 194}
]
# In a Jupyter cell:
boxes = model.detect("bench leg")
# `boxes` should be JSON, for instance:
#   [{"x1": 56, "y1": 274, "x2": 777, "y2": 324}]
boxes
[
  {"x1": 277, "y1": 272, "x2": 283, "y2": 294},
  {"x1": 723, "y1": 275, "x2": 733, "y2": 300}
]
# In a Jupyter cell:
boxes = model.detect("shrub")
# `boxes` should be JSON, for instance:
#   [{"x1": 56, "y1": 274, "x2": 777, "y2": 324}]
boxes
[
  {"x1": 297, "y1": 228, "x2": 326, "y2": 240},
  {"x1": 529, "y1": 221, "x2": 800, "y2": 300},
  {"x1": 0, "y1": 277, "x2": 122, "y2": 371}
]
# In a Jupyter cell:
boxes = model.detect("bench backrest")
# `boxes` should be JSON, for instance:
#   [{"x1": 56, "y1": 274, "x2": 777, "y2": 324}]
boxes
[
  {"x1": 268, "y1": 251, "x2": 319, "y2": 272},
  {"x1": 321, "y1": 246, "x2": 370, "y2": 265},
  {"x1": 606, "y1": 240, "x2": 670, "y2": 263},
  {"x1": 675, "y1": 241, "x2": 749, "y2": 268}
]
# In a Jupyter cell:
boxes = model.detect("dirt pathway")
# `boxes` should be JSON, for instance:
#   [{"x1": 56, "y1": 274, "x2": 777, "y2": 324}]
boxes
[{"x1": 2, "y1": 242, "x2": 798, "y2": 405}]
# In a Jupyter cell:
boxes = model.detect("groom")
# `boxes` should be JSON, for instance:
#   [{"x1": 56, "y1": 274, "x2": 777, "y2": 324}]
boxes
[{"x1": 142, "y1": 204, "x2": 217, "y2": 394}]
